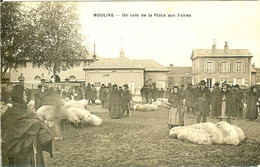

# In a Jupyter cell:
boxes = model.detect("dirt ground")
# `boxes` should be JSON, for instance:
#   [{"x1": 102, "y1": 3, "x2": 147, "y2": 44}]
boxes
[{"x1": 42, "y1": 104, "x2": 260, "y2": 167}]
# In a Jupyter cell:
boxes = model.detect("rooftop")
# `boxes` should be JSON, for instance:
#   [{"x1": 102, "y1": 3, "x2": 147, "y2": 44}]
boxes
[
  {"x1": 83, "y1": 57, "x2": 145, "y2": 70},
  {"x1": 168, "y1": 66, "x2": 192, "y2": 75},
  {"x1": 133, "y1": 60, "x2": 169, "y2": 72},
  {"x1": 191, "y1": 49, "x2": 253, "y2": 59}
]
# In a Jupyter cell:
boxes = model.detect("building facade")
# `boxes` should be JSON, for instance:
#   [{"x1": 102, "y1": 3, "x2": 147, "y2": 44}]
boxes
[
  {"x1": 167, "y1": 64, "x2": 192, "y2": 88},
  {"x1": 83, "y1": 49, "x2": 169, "y2": 94},
  {"x1": 191, "y1": 42, "x2": 253, "y2": 88},
  {"x1": 8, "y1": 52, "x2": 98, "y2": 89}
]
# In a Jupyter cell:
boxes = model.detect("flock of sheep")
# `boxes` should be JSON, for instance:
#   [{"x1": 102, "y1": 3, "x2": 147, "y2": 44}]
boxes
[{"x1": 1, "y1": 96, "x2": 246, "y2": 145}]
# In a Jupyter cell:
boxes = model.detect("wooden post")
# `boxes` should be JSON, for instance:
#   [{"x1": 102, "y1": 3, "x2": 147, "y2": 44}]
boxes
[{"x1": 218, "y1": 95, "x2": 231, "y2": 123}]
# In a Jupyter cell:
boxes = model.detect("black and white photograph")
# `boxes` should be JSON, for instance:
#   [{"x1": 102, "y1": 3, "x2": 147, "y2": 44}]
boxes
[{"x1": 1, "y1": 1, "x2": 260, "y2": 166}]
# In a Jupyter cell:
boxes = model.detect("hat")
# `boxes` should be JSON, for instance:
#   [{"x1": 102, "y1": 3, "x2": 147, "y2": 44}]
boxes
[
  {"x1": 214, "y1": 82, "x2": 220, "y2": 86},
  {"x1": 235, "y1": 84, "x2": 240, "y2": 88},
  {"x1": 200, "y1": 80, "x2": 206, "y2": 86},
  {"x1": 123, "y1": 84, "x2": 129, "y2": 88},
  {"x1": 37, "y1": 85, "x2": 42, "y2": 88},
  {"x1": 188, "y1": 83, "x2": 192, "y2": 87}
]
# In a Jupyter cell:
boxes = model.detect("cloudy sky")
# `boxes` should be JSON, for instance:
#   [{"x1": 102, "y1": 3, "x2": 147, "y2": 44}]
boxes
[{"x1": 76, "y1": 1, "x2": 260, "y2": 68}]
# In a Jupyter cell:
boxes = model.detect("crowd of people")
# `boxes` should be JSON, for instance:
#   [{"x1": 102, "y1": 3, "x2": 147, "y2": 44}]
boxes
[{"x1": 166, "y1": 80, "x2": 260, "y2": 128}]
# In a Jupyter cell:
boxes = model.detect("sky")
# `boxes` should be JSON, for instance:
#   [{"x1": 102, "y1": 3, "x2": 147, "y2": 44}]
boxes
[{"x1": 76, "y1": 1, "x2": 260, "y2": 68}]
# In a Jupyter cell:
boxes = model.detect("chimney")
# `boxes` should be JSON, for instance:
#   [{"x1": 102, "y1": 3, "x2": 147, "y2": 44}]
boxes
[
  {"x1": 212, "y1": 39, "x2": 216, "y2": 51},
  {"x1": 93, "y1": 43, "x2": 97, "y2": 62},
  {"x1": 169, "y1": 64, "x2": 174, "y2": 70},
  {"x1": 120, "y1": 37, "x2": 124, "y2": 58},
  {"x1": 224, "y1": 41, "x2": 229, "y2": 51}
]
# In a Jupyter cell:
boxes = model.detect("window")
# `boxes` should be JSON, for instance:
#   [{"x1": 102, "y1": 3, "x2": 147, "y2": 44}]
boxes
[
  {"x1": 204, "y1": 61, "x2": 215, "y2": 73},
  {"x1": 234, "y1": 61, "x2": 245, "y2": 72},
  {"x1": 206, "y1": 78, "x2": 212, "y2": 88},
  {"x1": 236, "y1": 62, "x2": 242, "y2": 72},
  {"x1": 69, "y1": 75, "x2": 77, "y2": 81},
  {"x1": 34, "y1": 76, "x2": 41, "y2": 81},
  {"x1": 220, "y1": 62, "x2": 230, "y2": 73}
]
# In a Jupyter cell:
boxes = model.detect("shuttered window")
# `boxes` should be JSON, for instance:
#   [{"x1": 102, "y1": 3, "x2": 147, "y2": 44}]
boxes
[
  {"x1": 204, "y1": 61, "x2": 215, "y2": 73},
  {"x1": 234, "y1": 61, "x2": 246, "y2": 72},
  {"x1": 220, "y1": 62, "x2": 231, "y2": 73}
]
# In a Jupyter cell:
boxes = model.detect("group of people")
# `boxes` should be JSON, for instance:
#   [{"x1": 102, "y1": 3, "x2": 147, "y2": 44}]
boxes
[
  {"x1": 140, "y1": 84, "x2": 165, "y2": 104},
  {"x1": 99, "y1": 83, "x2": 132, "y2": 119},
  {"x1": 167, "y1": 80, "x2": 260, "y2": 128}
]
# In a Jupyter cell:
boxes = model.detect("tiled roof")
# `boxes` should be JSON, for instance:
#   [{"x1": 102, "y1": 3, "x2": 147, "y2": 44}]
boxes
[
  {"x1": 133, "y1": 60, "x2": 169, "y2": 72},
  {"x1": 83, "y1": 57, "x2": 145, "y2": 70},
  {"x1": 191, "y1": 49, "x2": 253, "y2": 59},
  {"x1": 168, "y1": 67, "x2": 192, "y2": 75}
]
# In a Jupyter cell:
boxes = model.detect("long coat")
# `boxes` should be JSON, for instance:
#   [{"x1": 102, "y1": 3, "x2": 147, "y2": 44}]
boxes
[
  {"x1": 214, "y1": 90, "x2": 234, "y2": 117},
  {"x1": 184, "y1": 87, "x2": 194, "y2": 108},
  {"x1": 34, "y1": 90, "x2": 42, "y2": 110},
  {"x1": 194, "y1": 88, "x2": 211, "y2": 115},
  {"x1": 1, "y1": 103, "x2": 53, "y2": 166},
  {"x1": 245, "y1": 92, "x2": 258, "y2": 120},
  {"x1": 233, "y1": 89, "x2": 244, "y2": 117},
  {"x1": 84, "y1": 85, "x2": 92, "y2": 100},
  {"x1": 107, "y1": 89, "x2": 123, "y2": 119},
  {"x1": 211, "y1": 86, "x2": 222, "y2": 117}
]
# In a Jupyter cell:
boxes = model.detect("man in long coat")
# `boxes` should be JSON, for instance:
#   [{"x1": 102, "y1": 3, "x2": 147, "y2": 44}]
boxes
[
  {"x1": 194, "y1": 80, "x2": 212, "y2": 123},
  {"x1": 84, "y1": 83, "x2": 92, "y2": 104},
  {"x1": 122, "y1": 84, "x2": 132, "y2": 117},
  {"x1": 211, "y1": 82, "x2": 222, "y2": 118},
  {"x1": 214, "y1": 83, "x2": 234, "y2": 118},
  {"x1": 233, "y1": 84, "x2": 244, "y2": 118},
  {"x1": 184, "y1": 83, "x2": 194, "y2": 117}
]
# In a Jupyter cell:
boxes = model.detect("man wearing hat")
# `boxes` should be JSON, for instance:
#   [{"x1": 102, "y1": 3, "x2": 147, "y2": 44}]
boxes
[
  {"x1": 233, "y1": 84, "x2": 244, "y2": 118},
  {"x1": 214, "y1": 83, "x2": 234, "y2": 119},
  {"x1": 211, "y1": 82, "x2": 221, "y2": 118},
  {"x1": 34, "y1": 85, "x2": 43, "y2": 110},
  {"x1": 194, "y1": 80, "x2": 212, "y2": 123},
  {"x1": 122, "y1": 84, "x2": 131, "y2": 117},
  {"x1": 140, "y1": 85, "x2": 148, "y2": 104},
  {"x1": 184, "y1": 83, "x2": 194, "y2": 117}
]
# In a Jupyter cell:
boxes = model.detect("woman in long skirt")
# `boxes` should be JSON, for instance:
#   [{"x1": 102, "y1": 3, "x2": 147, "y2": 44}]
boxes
[
  {"x1": 245, "y1": 86, "x2": 259, "y2": 120},
  {"x1": 107, "y1": 84, "x2": 123, "y2": 119},
  {"x1": 168, "y1": 86, "x2": 184, "y2": 129}
]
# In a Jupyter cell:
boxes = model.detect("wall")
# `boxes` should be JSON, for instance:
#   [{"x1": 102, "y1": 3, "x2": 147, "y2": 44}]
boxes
[
  {"x1": 192, "y1": 57, "x2": 251, "y2": 86},
  {"x1": 85, "y1": 69, "x2": 144, "y2": 94},
  {"x1": 10, "y1": 61, "x2": 89, "y2": 82},
  {"x1": 144, "y1": 71, "x2": 168, "y2": 88}
]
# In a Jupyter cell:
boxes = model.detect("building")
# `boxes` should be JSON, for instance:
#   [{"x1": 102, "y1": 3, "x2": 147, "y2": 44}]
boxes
[
  {"x1": 191, "y1": 41, "x2": 253, "y2": 88},
  {"x1": 251, "y1": 64, "x2": 260, "y2": 85},
  {"x1": 8, "y1": 51, "x2": 99, "y2": 89},
  {"x1": 83, "y1": 46, "x2": 169, "y2": 94},
  {"x1": 167, "y1": 64, "x2": 192, "y2": 88},
  {"x1": 133, "y1": 60, "x2": 169, "y2": 89}
]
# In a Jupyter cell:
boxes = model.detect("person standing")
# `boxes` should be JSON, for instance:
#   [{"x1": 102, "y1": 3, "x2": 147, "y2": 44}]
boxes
[
  {"x1": 184, "y1": 83, "x2": 194, "y2": 118},
  {"x1": 214, "y1": 83, "x2": 234, "y2": 119},
  {"x1": 194, "y1": 80, "x2": 212, "y2": 123},
  {"x1": 34, "y1": 85, "x2": 43, "y2": 110},
  {"x1": 168, "y1": 85, "x2": 184, "y2": 129},
  {"x1": 233, "y1": 84, "x2": 244, "y2": 118},
  {"x1": 122, "y1": 84, "x2": 132, "y2": 117},
  {"x1": 90, "y1": 84, "x2": 97, "y2": 105},
  {"x1": 1, "y1": 85, "x2": 53, "y2": 167},
  {"x1": 140, "y1": 85, "x2": 148, "y2": 104},
  {"x1": 245, "y1": 86, "x2": 259, "y2": 120},
  {"x1": 107, "y1": 84, "x2": 123, "y2": 119},
  {"x1": 99, "y1": 84, "x2": 107, "y2": 108},
  {"x1": 211, "y1": 82, "x2": 221, "y2": 118},
  {"x1": 84, "y1": 83, "x2": 92, "y2": 104}
]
